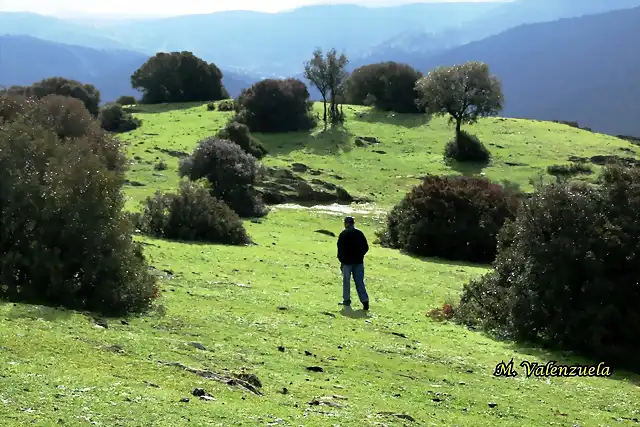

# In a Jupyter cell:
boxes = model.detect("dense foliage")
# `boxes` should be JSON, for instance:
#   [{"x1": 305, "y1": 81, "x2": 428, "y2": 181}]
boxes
[
  {"x1": 7, "y1": 77, "x2": 101, "y2": 116},
  {"x1": 378, "y1": 175, "x2": 519, "y2": 263},
  {"x1": 0, "y1": 93, "x2": 157, "y2": 315},
  {"x1": 217, "y1": 121, "x2": 267, "y2": 159},
  {"x1": 179, "y1": 137, "x2": 267, "y2": 218},
  {"x1": 99, "y1": 103, "x2": 141, "y2": 133},
  {"x1": 456, "y1": 164, "x2": 640, "y2": 371},
  {"x1": 131, "y1": 51, "x2": 229, "y2": 104},
  {"x1": 235, "y1": 78, "x2": 316, "y2": 133}
]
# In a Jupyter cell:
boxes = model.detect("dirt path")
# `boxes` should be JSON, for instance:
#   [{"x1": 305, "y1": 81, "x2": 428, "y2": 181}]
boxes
[{"x1": 271, "y1": 202, "x2": 387, "y2": 216}]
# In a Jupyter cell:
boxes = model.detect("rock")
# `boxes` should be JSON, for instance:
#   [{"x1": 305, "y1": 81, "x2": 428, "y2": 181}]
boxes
[
  {"x1": 192, "y1": 388, "x2": 207, "y2": 397},
  {"x1": 306, "y1": 366, "x2": 324, "y2": 372},
  {"x1": 291, "y1": 163, "x2": 309, "y2": 173},
  {"x1": 372, "y1": 150, "x2": 386, "y2": 154},
  {"x1": 355, "y1": 139, "x2": 368, "y2": 147},
  {"x1": 273, "y1": 168, "x2": 296, "y2": 179},
  {"x1": 234, "y1": 373, "x2": 262, "y2": 388},
  {"x1": 315, "y1": 229, "x2": 336, "y2": 237},
  {"x1": 278, "y1": 346, "x2": 285, "y2": 352},
  {"x1": 188, "y1": 342, "x2": 207, "y2": 351},
  {"x1": 309, "y1": 169, "x2": 322, "y2": 176},
  {"x1": 378, "y1": 412, "x2": 415, "y2": 422},
  {"x1": 180, "y1": 398, "x2": 190, "y2": 403},
  {"x1": 336, "y1": 187, "x2": 352, "y2": 202},
  {"x1": 488, "y1": 402, "x2": 497, "y2": 408}
]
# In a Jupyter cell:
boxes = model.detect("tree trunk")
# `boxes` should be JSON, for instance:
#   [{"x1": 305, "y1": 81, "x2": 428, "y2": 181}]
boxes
[
  {"x1": 455, "y1": 119, "x2": 462, "y2": 141},
  {"x1": 322, "y1": 95, "x2": 327, "y2": 129}
]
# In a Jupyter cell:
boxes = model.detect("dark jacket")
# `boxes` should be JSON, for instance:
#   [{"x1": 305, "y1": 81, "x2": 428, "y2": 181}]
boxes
[{"x1": 337, "y1": 226, "x2": 369, "y2": 265}]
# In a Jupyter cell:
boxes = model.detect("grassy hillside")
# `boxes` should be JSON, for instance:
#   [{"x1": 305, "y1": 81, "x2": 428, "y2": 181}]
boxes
[{"x1": 1, "y1": 103, "x2": 639, "y2": 426}]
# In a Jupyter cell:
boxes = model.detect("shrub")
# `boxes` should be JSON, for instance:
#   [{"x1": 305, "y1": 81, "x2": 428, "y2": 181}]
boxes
[
  {"x1": 39, "y1": 94, "x2": 94, "y2": 140},
  {"x1": 378, "y1": 175, "x2": 519, "y2": 264},
  {"x1": 138, "y1": 181, "x2": 251, "y2": 245},
  {"x1": 547, "y1": 162, "x2": 593, "y2": 177},
  {"x1": 100, "y1": 103, "x2": 141, "y2": 133},
  {"x1": 236, "y1": 78, "x2": 316, "y2": 132},
  {"x1": 217, "y1": 99, "x2": 236, "y2": 111},
  {"x1": 456, "y1": 164, "x2": 640, "y2": 371},
  {"x1": 0, "y1": 94, "x2": 157, "y2": 315},
  {"x1": 217, "y1": 121, "x2": 267, "y2": 159},
  {"x1": 10, "y1": 77, "x2": 101, "y2": 117},
  {"x1": 179, "y1": 137, "x2": 267, "y2": 218},
  {"x1": 116, "y1": 95, "x2": 137, "y2": 105},
  {"x1": 444, "y1": 130, "x2": 491, "y2": 164},
  {"x1": 206, "y1": 102, "x2": 216, "y2": 111},
  {"x1": 154, "y1": 160, "x2": 168, "y2": 171}
]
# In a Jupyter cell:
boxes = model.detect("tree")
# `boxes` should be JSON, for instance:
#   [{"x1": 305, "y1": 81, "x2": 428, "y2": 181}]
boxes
[
  {"x1": 303, "y1": 48, "x2": 348, "y2": 128},
  {"x1": 131, "y1": 51, "x2": 229, "y2": 104},
  {"x1": 415, "y1": 62, "x2": 503, "y2": 140},
  {"x1": 6, "y1": 77, "x2": 101, "y2": 117},
  {"x1": 235, "y1": 78, "x2": 316, "y2": 133},
  {"x1": 344, "y1": 62, "x2": 423, "y2": 113}
]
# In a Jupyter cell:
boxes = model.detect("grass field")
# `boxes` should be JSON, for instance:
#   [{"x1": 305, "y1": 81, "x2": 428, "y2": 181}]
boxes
[{"x1": 1, "y1": 102, "x2": 639, "y2": 426}]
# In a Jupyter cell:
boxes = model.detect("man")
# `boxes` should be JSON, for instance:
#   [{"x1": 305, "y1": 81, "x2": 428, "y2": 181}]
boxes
[{"x1": 337, "y1": 216, "x2": 370, "y2": 311}]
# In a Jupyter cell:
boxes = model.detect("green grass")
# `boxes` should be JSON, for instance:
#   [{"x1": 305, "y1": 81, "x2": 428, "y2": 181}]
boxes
[{"x1": 1, "y1": 102, "x2": 639, "y2": 426}]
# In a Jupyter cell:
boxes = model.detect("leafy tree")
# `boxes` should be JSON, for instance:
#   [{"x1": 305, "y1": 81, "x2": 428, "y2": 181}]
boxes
[
  {"x1": 131, "y1": 51, "x2": 229, "y2": 104},
  {"x1": 415, "y1": 61, "x2": 503, "y2": 139},
  {"x1": 345, "y1": 62, "x2": 423, "y2": 113},
  {"x1": 217, "y1": 121, "x2": 267, "y2": 159},
  {"x1": 235, "y1": 78, "x2": 316, "y2": 133},
  {"x1": 0, "y1": 93, "x2": 157, "y2": 315},
  {"x1": 303, "y1": 48, "x2": 348, "y2": 128},
  {"x1": 116, "y1": 95, "x2": 137, "y2": 105},
  {"x1": 6, "y1": 77, "x2": 101, "y2": 117},
  {"x1": 99, "y1": 103, "x2": 141, "y2": 133}
]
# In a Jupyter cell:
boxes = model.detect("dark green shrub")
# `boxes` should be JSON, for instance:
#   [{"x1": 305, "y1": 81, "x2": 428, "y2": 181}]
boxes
[
  {"x1": 444, "y1": 130, "x2": 491, "y2": 163},
  {"x1": 0, "y1": 94, "x2": 157, "y2": 315},
  {"x1": 10, "y1": 77, "x2": 101, "y2": 116},
  {"x1": 378, "y1": 175, "x2": 519, "y2": 264},
  {"x1": 40, "y1": 94, "x2": 95, "y2": 140},
  {"x1": 217, "y1": 121, "x2": 267, "y2": 159},
  {"x1": 236, "y1": 78, "x2": 316, "y2": 133},
  {"x1": 116, "y1": 95, "x2": 137, "y2": 105},
  {"x1": 179, "y1": 137, "x2": 267, "y2": 218},
  {"x1": 154, "y1": 160, "x2": 168, "y2": 171},
  {"x1": 457, "y1": 164, "x2": 640, "y2": 371},
  {"x1": 217, "y1": 99, "x2": 236, "y2": 111},
  {"x1": 547, "y1": 162, "x2": 593, "y2": 177},
  {"x1": 138, "y1": 181, "x2": 251, "y2": 245},
  {"x1": 206, "y1": 102, "x2": 216, "y2": 111},
  {"x1": 100, "y1": 103, "x2": 141, "y2": 133}
]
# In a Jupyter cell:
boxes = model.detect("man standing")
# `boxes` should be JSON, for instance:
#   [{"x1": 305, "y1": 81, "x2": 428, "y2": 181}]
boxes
[{"x1": 337, "y1": 216, "x2": 370, "y2": 311}]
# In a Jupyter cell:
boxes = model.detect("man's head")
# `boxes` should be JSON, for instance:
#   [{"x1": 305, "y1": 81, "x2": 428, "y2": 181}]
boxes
[{"x1": 344, "y1": 216, "x2": 355, "y2": 228}]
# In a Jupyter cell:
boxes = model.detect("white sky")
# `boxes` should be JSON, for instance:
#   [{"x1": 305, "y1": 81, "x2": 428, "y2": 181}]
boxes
[{"x1": 0, "y1": 0, "x2": 500, "y2": 18}]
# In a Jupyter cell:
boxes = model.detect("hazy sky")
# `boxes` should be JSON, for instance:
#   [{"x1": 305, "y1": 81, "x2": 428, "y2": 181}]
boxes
[{"x1": 0, "y1": 0, "x2": 499, "y2": 18}]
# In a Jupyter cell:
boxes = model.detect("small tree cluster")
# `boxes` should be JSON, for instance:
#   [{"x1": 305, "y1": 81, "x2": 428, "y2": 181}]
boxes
[
  {"x1": 0, "y1": 93, "x2": 157, "y2": 315},
  {"x1": 137, "y1": 181, "x2": 251, "y2": 245},
  {"x1": 304, "y1": 48, "x2": 349, "y2": 128},
  {"x1": 235, "y1": 78, "x2": 316, "y2": 133},
  {"x1": 378, "y1": 175, "x2": 519, "y2": 264},
  {"x1": 6, "y1": 77, "x2": 101, "y2": 116},
  {"x1": 179, "y1": 137, "x2": 267, "y2": 218},
  {"x1": 100, "y1": 103, "x2": 141, "y2": 133},
  {"x1": 131, "y1": 51, "x2": 229, "y2": 104},
  {"x1": 456, "y1": 164, "x2": 640, "y2": 372},
  {"x1": 217, "y1": 121, "x2": 267, "y2": 159},
  {"x1": 116, "y1": 95, "x2": 137, "y2": 105},
  {"x1": 344, "y1": 62, "x2": 423, "y2": 113}
]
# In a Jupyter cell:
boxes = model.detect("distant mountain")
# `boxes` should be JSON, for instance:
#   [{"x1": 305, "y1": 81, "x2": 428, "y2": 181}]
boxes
[
  {"x1": 0, "y1": 3, "x2": 502, "y2": 77},
  {"x1": 353, "y1": 0, "x2": 640, "y2": 68},
  {"x1": 0, "y1": 35, "x2": 257, "y2": 102},
  {"x1": 409, "y1": 6, "x2": 640, "y2": 136}
]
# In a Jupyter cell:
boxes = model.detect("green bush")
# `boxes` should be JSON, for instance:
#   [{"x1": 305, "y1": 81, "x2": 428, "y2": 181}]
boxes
[
  {"x1": 444, "y1": 130, "x2": 491, "y2": 163},
  {"x1": 116, "y1": 95, "x2": 137, "y2": 105},
  {"x1": 217, "y1": 99, "x2": 236, "y2": 111},
  {"x1": 456, "y1": 164, "x2": 640, "y2": 371},
  {"x1": 217, "y1": 121, "x2": 267, "y2": 159},
  {"x1": 179, "y1": 137, "x2": 267, "y2": 218},
  {"x1": 154, "y1": 160, "x2": 168, "y2": 171},
  {"x1": 0, "y1": 93, "x2": 157, "y2": 315},
  {"x1": 378, "y1": 175, "x2": 519, "y2": 264},
  {"x1": 206, "y1": 102, "x2": 216, "y2": 111},
  {"x1": 8, "y1": 77, "x2": 101, "y2": 117},
  {"x1": 99, "y1": 103, "x2": 141, "y2": 133},
  {"x1": 138, "y1": 181, "x2": 251, "y2": 245}
]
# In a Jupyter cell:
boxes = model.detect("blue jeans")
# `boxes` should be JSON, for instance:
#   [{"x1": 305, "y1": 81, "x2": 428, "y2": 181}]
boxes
[{"x1": 341, "y1": 263, "x2": 369, "y2": 305}]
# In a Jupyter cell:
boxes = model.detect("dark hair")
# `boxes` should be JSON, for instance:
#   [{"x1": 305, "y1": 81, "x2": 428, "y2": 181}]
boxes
[{"x1": 344, "y1": 216, "x2": 354, "y2": 223}]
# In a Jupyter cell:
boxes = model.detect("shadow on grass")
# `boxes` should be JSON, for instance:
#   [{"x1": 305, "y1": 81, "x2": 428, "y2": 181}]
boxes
[
  {"x1": 340, "y1": 306, "x2": 370, "y2": 319},
  {"x1": 354, "y1": 109, "x2": 430, "y2": 129},
  {"x1": 400, "y1": 250, "x2": 492, "y2": 270},
  {"x1": 126, "y1": 102, "x2": 208, "y2": 115},
  {"x1": 256, "y1": 126, "x2": 353, "y2": 157},
  {"x1": 446, "y1": 159, "x2": 489, "y2": 177},
  {"x1": 0, "y1": 300, "x2": 74, "y2": 322}
]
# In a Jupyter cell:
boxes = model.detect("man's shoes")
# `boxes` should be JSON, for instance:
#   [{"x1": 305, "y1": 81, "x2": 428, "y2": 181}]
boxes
[
  {"x1": 363, "y1": 301, "x2": 369, "y2": 311},
  {"x1": 339, "y1": 301, "x2": 351, "y2": 306}
]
